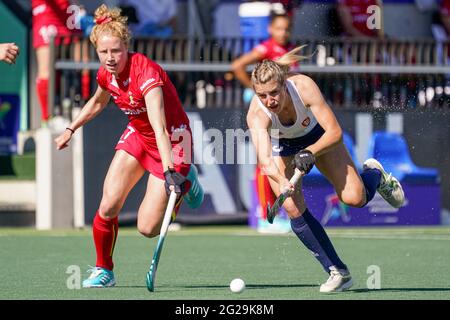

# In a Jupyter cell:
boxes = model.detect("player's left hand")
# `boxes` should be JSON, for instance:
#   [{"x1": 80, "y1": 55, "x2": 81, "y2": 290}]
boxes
[
  {"x1": 164, "y1": 168, "x2": 187, "y2": 195},
  {"x1": 279, "y1": 177, "x2": 295, "y2": 195},
  {"x1": 293, "y1": 149, "x2": 315, "y2": 174}
]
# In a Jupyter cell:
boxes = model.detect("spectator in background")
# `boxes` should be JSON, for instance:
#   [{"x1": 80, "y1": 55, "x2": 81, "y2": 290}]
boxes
[
  {"x1": 0, "y1": 43, "x2": 19, "y2": 65},
  {"x1": 431, "y1": 1, "x2": 450, "y2": 64},
  {"x1": 32, "y1": 0, "x2": 84, "y2": 125},
  {"x1": 232, "y1": 12, "x2": 294, "y2": 91},
  {"x1": 119, "y1": 0, "x2": 177, "y2": 38},
  {"x1": 337, "y1": 0, "x2": 384, "y2": 38},
  {"x1": 232, "y1": 11, "x2": 294, "y2": 231},
  {"x1": 336, "y1": 0, "x2": 384, "y2": 108},
  {"x1": 441, "y1": 0, "x2": 450, "y2": 34}
]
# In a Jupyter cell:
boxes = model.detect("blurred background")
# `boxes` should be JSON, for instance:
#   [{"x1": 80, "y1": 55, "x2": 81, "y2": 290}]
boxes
[{"x1": 0, "y1": 0, "x2": 448, "y2": 231}]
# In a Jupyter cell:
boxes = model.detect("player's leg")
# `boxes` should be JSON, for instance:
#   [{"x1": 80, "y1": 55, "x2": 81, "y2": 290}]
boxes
[
  {"x1": 315, "y1": 142, "x2": 369, "y2": 207},
  {"x1": 73, "y1": 38, "x2": 91, "y2": 100},
  {"x1": 83, "y1": 150, "x2": 145, "y2": 288},
  {"x1": 363, "y1": 158, "x2": 405, "y2": 208},
  {"x1": 315, "y1": 142, "x2": 404, "y2": 208},
  {"x1": 36, "y1": 46, "x2": 50, "y2": 122},
  {"x1": 267, "y1": 155, "x2": 351, "y2": 292},
  {"x1": 137, "y1": 174, "x2": 184, "y2": 238}
]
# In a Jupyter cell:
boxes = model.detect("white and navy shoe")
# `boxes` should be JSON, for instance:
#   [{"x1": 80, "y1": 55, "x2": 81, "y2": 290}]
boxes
[
  {"x1": 319, "y1": 266, "x2": 353, "y2": 293},
  {"x1": 82, "y1": 267, "x2": 116, "y2": 288},
  {"x1": 363, "y1": 158, "x2": 405, "y2": 209}
]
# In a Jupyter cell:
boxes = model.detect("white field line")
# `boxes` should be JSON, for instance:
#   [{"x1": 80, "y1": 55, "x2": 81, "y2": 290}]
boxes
[{"x1": 168, "y1": 231, "x2": 450, "y2": 241}]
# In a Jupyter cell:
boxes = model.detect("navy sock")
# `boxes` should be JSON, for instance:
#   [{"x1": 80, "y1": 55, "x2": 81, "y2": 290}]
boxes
[
  {"x1": 291, "y1": 209, "x2": 347, "y2": 273},
  {"x1": 360, "y1": 168, "x2": 382, "y2": 206}
]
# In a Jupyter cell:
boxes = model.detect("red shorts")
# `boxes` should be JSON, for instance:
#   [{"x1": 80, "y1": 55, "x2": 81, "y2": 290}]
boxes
[
  {"x1": 115, "y1": 125, "x2": 192, "y2": 193},
  {"x1": 32, "y1": 9, "x2": 80, "y2": 49}
]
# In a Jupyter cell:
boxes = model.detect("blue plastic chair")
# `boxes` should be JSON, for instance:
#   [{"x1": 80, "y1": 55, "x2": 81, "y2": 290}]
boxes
[{"x1": 366, "y1": 131, "x2": 439, "y2": 184}]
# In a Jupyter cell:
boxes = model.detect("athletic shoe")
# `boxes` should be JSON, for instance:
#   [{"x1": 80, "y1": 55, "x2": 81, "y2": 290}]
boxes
[
  {"x1": 363, "y1": 158, "x2": 405, "y2": 208},
  {"x1": 82, "y1": 266, "x2": 116, "y2": 288},
  {"x1": 185, "y1": 164, "x2": 204, "y2": 209},
  {"x1": 319, "y1": 266, "x2": 353, "y2": 293}
]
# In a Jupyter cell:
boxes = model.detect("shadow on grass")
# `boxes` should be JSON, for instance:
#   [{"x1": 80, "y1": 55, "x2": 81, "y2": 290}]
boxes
[
  {"x1": 179, "y1": 284, "x2": 318, "y2": 290},
  {"x1": 115, "y1": 284, "x2": 318, "y2": 290}
]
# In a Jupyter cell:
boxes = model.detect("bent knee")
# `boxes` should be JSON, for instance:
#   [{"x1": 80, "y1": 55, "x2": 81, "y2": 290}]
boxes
[
  {"x1": 283, "y1": 199, "x2": 306, "y2": 219},
  {"x1": 340, "y1": 190, "x2": 366, "y2": 207},
  {"x1": 137, "y1": 225, "x2": 160, "y2": 238},
  {"x1": 98, "y1": 200, "x2": 122, "y2": 219}
]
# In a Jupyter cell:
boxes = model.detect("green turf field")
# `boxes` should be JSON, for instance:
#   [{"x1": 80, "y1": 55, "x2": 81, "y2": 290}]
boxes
[{"x1": 1, "y1": 226, "x2": 450, "y2": 300}]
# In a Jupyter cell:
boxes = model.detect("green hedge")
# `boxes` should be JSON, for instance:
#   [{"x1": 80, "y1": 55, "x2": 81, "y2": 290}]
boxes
[{"x1": 0, "y1": 153, "x2": 35, "y2": 180}]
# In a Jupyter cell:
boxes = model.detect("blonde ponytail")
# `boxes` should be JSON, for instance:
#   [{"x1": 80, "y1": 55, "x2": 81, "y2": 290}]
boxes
[
  {"x1": 251, "y1": 45, "x2": 310, "y2": 86},
  {"x1": 275, "y1": 45, "x2": 309, "y2": 73},
  {"x1": 89, "y1": 4, "x2": 131, "y2": 47}
]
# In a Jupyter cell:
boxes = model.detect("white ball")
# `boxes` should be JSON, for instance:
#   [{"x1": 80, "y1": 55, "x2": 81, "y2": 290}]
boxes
[{"x1": 230, "y1": 278, "x2": 245, "y2": 293}]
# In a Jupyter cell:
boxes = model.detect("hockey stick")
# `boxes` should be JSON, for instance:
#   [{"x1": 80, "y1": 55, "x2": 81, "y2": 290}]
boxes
[
  {"x1": 146, "y1": 190, "x2": 178, "y2": 292},
  {"x1": 266, "y1": 168, "x2": 305, "y2": 224}
]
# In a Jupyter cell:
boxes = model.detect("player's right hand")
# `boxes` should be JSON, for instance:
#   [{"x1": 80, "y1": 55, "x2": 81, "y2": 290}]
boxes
[
  {"x1": 0, "y1": 43, "x2": 20, "y2": 65},
  {"x1": 54, "y1": 129, "x2": 73, "y2": 150}
]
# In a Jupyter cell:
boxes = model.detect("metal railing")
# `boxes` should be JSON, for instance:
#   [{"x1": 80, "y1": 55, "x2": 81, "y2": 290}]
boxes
[{"x1": 48, "y1": 36, "x2": 450, "y2": 119}]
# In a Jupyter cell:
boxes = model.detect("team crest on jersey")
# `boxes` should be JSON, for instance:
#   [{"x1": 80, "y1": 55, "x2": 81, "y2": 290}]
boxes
[
  {"x1": 128, "y1": 93, "x2": 136, "y2": 106},
  {"x1": 302, "y1": 117, "x2": 311, "y2": 127}
]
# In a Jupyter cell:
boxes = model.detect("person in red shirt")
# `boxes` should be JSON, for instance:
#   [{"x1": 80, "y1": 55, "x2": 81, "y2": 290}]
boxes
[
  {"x1": 440, "y1": 0, "x2": 450, "y2": 61},
  {"x1": 54, "y1": 4, "x2": 203, "y2": 288},
  {"x1": 337, "y1": 0, "x2": 384, "y2": 38},
  {"x1": 232, "y1": 12, "x2": 293, "y2": 89},
  {"x1": 32, "y1": 0, "x2": 84, "y2": 123},
  {"x1": 232, "y1": 11, "x2": 293, "y2": 229},
  {"x1": 440, "y1": 0, "x2": 450, "y2": 35}
]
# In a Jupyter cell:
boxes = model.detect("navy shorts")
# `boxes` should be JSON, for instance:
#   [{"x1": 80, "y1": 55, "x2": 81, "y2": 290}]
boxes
[{"x1": 271, "y1": 124, "x2": 325, "y2": 157}]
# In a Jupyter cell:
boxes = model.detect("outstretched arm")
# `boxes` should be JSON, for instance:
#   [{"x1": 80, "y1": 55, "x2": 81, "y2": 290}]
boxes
[
  {"x1": 231, "y1": 49, "x2": 264, "y2": 88},
  {"x1": 247, "y1": 101, "x2": 294, "y2": 194}
]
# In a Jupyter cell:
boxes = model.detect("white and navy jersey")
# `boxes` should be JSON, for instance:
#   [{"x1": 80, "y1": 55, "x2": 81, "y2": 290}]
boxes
[{"x1": 257, "y1": 79, "x2": 318, "y2": 140}]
